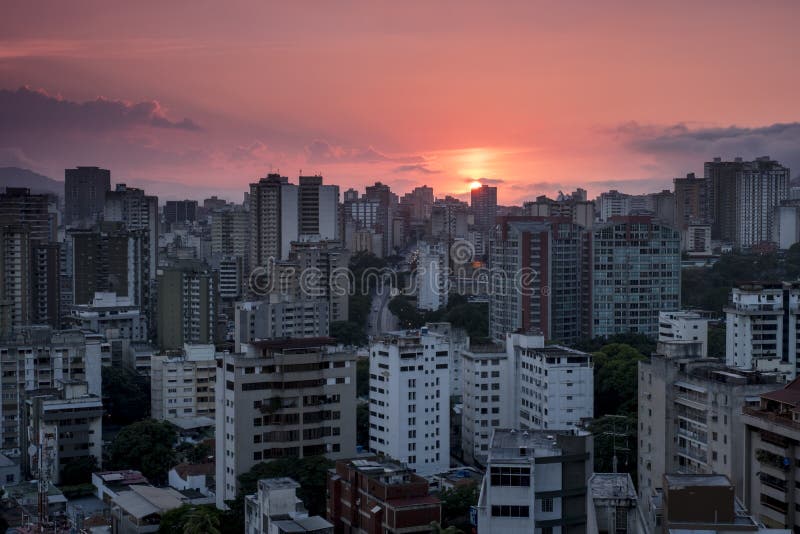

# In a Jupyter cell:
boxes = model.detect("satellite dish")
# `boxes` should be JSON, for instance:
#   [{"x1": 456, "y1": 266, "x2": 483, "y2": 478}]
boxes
[{"x1": 27, "y1": 445, "x2": 37, "y2": 457}]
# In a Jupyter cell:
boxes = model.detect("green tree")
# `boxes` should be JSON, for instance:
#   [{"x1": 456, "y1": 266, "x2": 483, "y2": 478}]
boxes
[
  {"x1": 102, "y1": 365, "x2": 151, "y2": 425},
  {"x1": 59, "y1": 455, "x2": 97, "y2": 486},
  {"x1": 356, "y1": 358, "x2": 370, "y2": 398},
  {"x1": 159, "y1": 505, "x2": 232, "y2": 534},
  {"x1": 331, "y1": 320, "x2": 368, "y2": 346},
  {"x1": 107, "y1": 419, "x2": 178, "y2": 484},
  {"x1": 356, "y1": 402, "x2": 370, "y2": 447},
  {"x1": 430, "y1": 521, "x2": 464, "y2": 534},
  {"x1": 587, "y1": 415, "x2": 637, "y2": 479},
  {"x1": 176, "y1": 441, "x2": 212, "y2": 464},
  {"x1": 182, "y1": 507, "x2": 221, "y2": 534},
  {"x1": 708, "y1": 324, "x2": 726, "y2": 358},
  {"x1": 592, "y1": 343, "x2": 646, "y2": 418},
  {"x1": 388, "y1": 295, "x2": 425, "y2": 328},
  {"x1": 439, "y1": 484, "x2": 478, "y2": 529},
  {"x1": 237, "y1": 456, "x2": 333, "y2": 516}
]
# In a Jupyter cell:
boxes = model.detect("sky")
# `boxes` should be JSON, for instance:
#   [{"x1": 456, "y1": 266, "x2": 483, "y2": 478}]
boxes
[{"x1": 1, "y1": 1, "x2": 799, "y2": 203}]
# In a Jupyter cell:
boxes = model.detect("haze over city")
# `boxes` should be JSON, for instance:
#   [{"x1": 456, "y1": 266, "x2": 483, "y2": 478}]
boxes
[{"x1": 2, "y1": 1, "x2": 799, "y2": 202}]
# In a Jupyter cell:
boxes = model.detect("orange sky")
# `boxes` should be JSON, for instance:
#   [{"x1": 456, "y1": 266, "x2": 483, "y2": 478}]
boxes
[{"x1": 1, "y1": 1, "x2": 799, "y2": 202}]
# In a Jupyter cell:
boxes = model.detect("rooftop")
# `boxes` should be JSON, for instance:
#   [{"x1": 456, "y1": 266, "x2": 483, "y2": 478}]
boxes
[
  {"x1": 489, "y1": 428, "x2": 589, "y2": 461},
  {"x1": 590, "y1": 473, "x2": 637, "y2": 500},
  {"x1": 664, "y1": 474, "x2": 731, "y2": 488}
]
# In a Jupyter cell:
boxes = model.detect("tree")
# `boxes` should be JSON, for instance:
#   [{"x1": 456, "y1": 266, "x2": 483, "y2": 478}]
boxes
[
  {"x1": 331, "y1": 320, "x2": 367, "y2": 347},
  {"x1": 159, "y1": 505, "x2": 231, "y2": 534},
  {"x1": 356, "y1": 358, "x2": 370, "y2": 398},
  {"x1": 592, "y1": 343, "x2": 646, "y2": 418},
  {"x1": 176, "y1": 441, "x2": 212, "y2": 464},
  {"x1": 439, "y1": 484, "x2": 478, "y2": 529},
  {"x1": 59, "y1": 455, "x2": 97, "y2": 486},
  {"x1": 107, "y1": 419, "x2": 178, "y2": 484},
  {"x1": 587, "y1": 415, "x2": 637, "y2": 479},
  {"x1": 356, "y1": 402, "x2": 369, "y2": 447},
  {"x1": 389, "y1": 295, "x2": 425, "y2": 328},
  {"x1": 708, "y1": 324, "x2": 726, "y2": 358},
  {"x1": 430, "y1": 521, "x2": 464, "y2": 534},
  {"x1": 102, "y1": 365, "x2": 151, "y2": 425},
  {"x1": 237, "y1": 456, "x2": 333, "y2": 516}
]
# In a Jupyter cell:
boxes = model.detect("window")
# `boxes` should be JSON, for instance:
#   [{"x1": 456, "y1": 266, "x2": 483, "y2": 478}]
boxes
[
  {"x1": 490, "y1": 505, "x2": 529, "y2": 518},
  {"x1": 490, "y1": 466, "x2": 530, "y2": 486},
  {"x1": 541, "y1": 497, "x2": 554, "y2": 513}
]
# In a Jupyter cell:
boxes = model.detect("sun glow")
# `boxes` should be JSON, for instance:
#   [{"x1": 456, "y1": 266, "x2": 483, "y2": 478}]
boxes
[{"x1": 469, "y1": 180, "x2": 482, "y2": 190}]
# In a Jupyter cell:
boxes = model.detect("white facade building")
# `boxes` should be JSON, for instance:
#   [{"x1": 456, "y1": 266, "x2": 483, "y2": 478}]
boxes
[
  {"x1": 417, "y1": 242, "x2": 448, "y2": 311},
  {"x1": 508, "y1": 332, "x2": 594, "y2": 431},
  {"x1": 658, "y1": 310, "x2": 709, "y2": 358},
  {"x1": 368, "y1": 329, "x2": 450, "y2": 475},
  {"x1": 774, "y1": 203, "x2": 800, "y2": 250},
  {"x1": 725, "y1": 282, "x2": 800, "y2": 380},
  {"x1": 150, "y1": 343, "x2": 217, "y2": 422},
  {"x1": 69, "y1": 292, "x2": 148, "y2": 342}
]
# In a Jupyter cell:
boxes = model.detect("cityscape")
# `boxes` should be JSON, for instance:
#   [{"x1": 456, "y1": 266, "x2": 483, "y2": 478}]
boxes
[{"x1": 1, "y1": 3, "x2": 800, "y2": 534}]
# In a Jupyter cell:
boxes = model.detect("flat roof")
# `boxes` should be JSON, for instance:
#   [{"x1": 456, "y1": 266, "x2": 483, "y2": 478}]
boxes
[
  {"x1": 590, "y1": 473, "x2": 637, "y2": 500},
  {"x1": 664, "y1": 474, "x2": 731, "y2": 488}
]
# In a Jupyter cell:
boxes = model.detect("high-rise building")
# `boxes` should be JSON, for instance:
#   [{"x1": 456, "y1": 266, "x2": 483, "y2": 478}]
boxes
[
  {"x1": 64, "y1": 166, "x2": 111, "y2": 227},
  {"x1": 773, "y1": 201, "x2": 800, "y2": 250},
  {"x1": 417, "y1": 242, "x2": 448, "y2": 311},
  {"x1": 637, "y1": 341, "x2": 779, "y2": 515},
  {"x1": 150, "y1": 343, "x2": 217, "y2": 422},
  {"x1": 298, "y1": 175, "x2": 339, "y2": 240},
  {"x1": 523, "y1": 195, "x2": 595, "y2": 229},
  {"x1": 326, "y1": 458, "x2": 441, "y2": 534},
  {"x1": 368, "y1": 329, "x2": 450, "y2": 475},
  {"x1": 68, "y1": 292, "x2": 148, "y2": 342},
  {"x1": 725, "y1": 282, "x2": 800, "y2": 380},
  {"x1": 156, "y1": 261, "x2": 217, "y2": 350},
  {"x1": 249, "y1": 174, "x2": 299, "y2": 267},
  {"x1": 218, "y1": 255, "x2": 243, "y2": 301},
  {"x1": 475, "y1": 428, "x2": 593, "y2": 533},
  {"x1": 471, "y1": 185, "x2": 498, "y2": 231},
  {"x1": 163, "y1": 200, "x2": 198, "y2": 225},
  {"x1": 0, "y1": 187, "x2": 54, "y2": 243},
  {"x1": 590, "y1": 216, "x2": 681, "y2": 338},
  {"x1": 211, "y1": 206, "x2": 249, "y2": 260},
  {"x1": 673, "y1": 172, "x2": 708, "y2": 229},
  {"x1": 69, "y1": 222, "x2": 151, "y2": 309},
  {"x1": 658, "y1": 310, "x2": 709, "y2": 358},
  {"x1": 287, "y1": 237, "x2": 350, "y2": 323},
  {"x1": 0, "y1": 328, "x2": 103, "y2": 452},
  {"x1": 23, "y1": 380, "x2": 103, "y2": 485},
  {"x1": 233, "y1": 298, "x2": 330, "y2": 352},
  {"x1": 742, "y1": 379, "x2": 800, "y2": 530},
  {"x1": 706, "y1": 156, "x2": 790, "y2": 247},
  {"x1": 104, "y1": 184, "x2": 159, "y2": 281},
  {"x1": 489, "y1": 217, "x2": 589, "y2": 344},
  {"x1": 364, "y1": 182, "x2": 394, "y2": 256},
  {"x1": 215, "y1": 338, "x2": 356, "y2": 506},
  {"x1": 508, "y1": 332, "x2": 594, "y2": 431},
  {"x1": 430, "y1": 198, "x2": 469, "y2": 241}
]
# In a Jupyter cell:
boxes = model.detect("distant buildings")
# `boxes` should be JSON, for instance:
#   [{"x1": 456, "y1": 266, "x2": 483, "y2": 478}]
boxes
[
  {"x1": 164, "y1": 199, "x2": 198, "y2": 226},
  {"x1": 657, "y1": 310, "x2": 709, "y2": 358},
  {"x1": 215, "y1": 337, "x2": 356, "y2": 506},
  {"x1": 326, "y1": 458, "x2": 441, "y2": 534},
  {"x1": 104, "y1": 183, "x2": 159, "y2": 281},
  {"x1": 156, "y1": 261, "x2": 217, "y2": 350},
  {"x1": 64, "y1": 166, "x2": 110, "y2": 228},
  {"x1": 233, "y1": 298, "x2": 330, "y2": 352},
  {"x1": 416, "y1": 242, "x2": 448, "y2": 311},
  {"x1": 69, "y1": 291, "x2": 148, "y2": 342},
  {"x1": 475, "y1": 428, "x2": 593, "y2": 533},
  {"x1": 673, "y1": 172, "x2": 708, "y2": 229},
  {"x1": 245, "y1": 477, "x2": 332, "y2": 534},
  {"x1": 368, "y1": 329, "x2": 450, "y2": 475},
  {"x1": 249, "y1": 174, "x2": 299, "y2": 266}
]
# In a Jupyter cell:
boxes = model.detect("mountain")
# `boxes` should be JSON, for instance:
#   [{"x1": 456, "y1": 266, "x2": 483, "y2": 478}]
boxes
[{"x1": 0, "y1": 167, "x2": 62, "y2": 197}]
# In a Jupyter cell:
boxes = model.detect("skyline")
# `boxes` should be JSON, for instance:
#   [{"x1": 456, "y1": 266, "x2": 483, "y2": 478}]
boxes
[{"x1": 2, "y1": 1, "x2": 799, "y2": 203}]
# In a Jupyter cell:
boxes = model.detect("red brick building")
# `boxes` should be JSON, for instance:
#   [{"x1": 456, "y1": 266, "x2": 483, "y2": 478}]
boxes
[{"x1": 327, "y1": 458, "x2": 441, "y2": 534}]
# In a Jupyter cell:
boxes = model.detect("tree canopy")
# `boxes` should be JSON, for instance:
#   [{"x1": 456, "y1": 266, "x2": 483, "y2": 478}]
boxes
[
  {"x1": 102, "y1": 365, "x2": 151, "y2": 425},
  {"x1": 592, "y1": 343, "x2": 646, "y2": 418},
  {"x1": 237, "y1": 456, "x2": 333, "y2": 517},
  {"x1": 107, "y1": 419, "x2": 178, "y2": 485}
]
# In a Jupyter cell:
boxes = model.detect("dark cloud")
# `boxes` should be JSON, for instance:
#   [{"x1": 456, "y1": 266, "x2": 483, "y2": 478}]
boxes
[
  {"x1": 616, "y1": 121, "x2": 800, "y2": 175},
  {"x1": 305, "y1": 139, "x2": 390, "y2": 164},
  {"x1": 0, "y1": 86, "x2": 202, "y2": 132},
  {"x1": 394, "y1": 164, "x2": 440, "y2": 174}
]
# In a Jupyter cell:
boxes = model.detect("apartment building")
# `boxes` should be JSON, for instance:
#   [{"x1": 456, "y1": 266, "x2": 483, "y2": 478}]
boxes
[
  {"x1": 0, "y1": 328, "x2": 103, "y2": 452},
  {"x1": 658, "y1": 310, "x2": 709, "y2": 358},
  {"x1": 638, "y1": 340, "x2": 780, "y2": 521},
  {"x1": 368, "y1": 328, "x2": 451, "y2": 475},
  {"x1": 509, "y1": 332, "x2": 594, "y2": 431},
  {"x1": 215, "y1": 337, "x2": 356, "y2": 506},
  {"x1": 245, "y1": 477, "x2": 332, "y2": 534},
  {"x1": 726, "y1": 281, "x2": 800, "y2": 380},
  {"x1": 68, "y1": 291, "x2": 148, "y2": 342},
  {"x1": 150, "y1": 343, "x2": 217, "y2": 421},
  {"x1": 587, "y1": 473, "x2": 646, "y2": 534},
  {"x1": 326, "y1": 458, "x2": 441, "y2": 534},
  {"x1": 104, "y1": 183, "x2": 159, "y2": 281},
  {"x1": 22, "y1": 380, "x2": 103, "y2": 485},
  {"x1": 233, "y1": 298, "x2": 330, "y2": 353},
  {"x1": 475, "y1": 428, "x2": 593, "y2": 533},
  {"x1": 416, "y1": 242, "x2": 448, "y2": 312},
  {"x1": 156, "y1": 260, "x2": 218, "y2": 350}
]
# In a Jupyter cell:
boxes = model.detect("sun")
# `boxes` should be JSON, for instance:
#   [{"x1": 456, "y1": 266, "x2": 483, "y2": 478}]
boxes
[{"x1": 469, "y1": 180, "x2": 482, "y2": 190}]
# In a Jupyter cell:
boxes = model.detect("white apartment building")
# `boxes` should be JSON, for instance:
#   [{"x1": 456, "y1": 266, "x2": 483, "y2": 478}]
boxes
[
  {"x1": 417, "y1": 242, "x2": 448, "y2": 311},
  {"x1": 658, "y1": 310, "x2": 709, "y2": 358},
  {"x1": 368, "y1": 328, "x2": 451, "y2": 475},
  {"x1": 216, "y1": 338, "x2": 356, "y2": 506},
  {"x1": 218, "y1": 255, "x2": 243, "y2": 300},
  {"x1": 476, "y1": 428, "x2": 593, "y2": 534},
  {"x1": 508, "y1": 332, "x2": 594, "y2": 431},
  {"x1": 69, "y1": 292, "x2": 148, "y2": 342},
  {"x1": 233, "y1": 298, "x2": 330, "y2": 353},
  {"x1": 425, "y1": 322, "x2": 468, "y2": 399},
  {"x1": 245, "y1": 477, "x2": 332, "y2": 534},
  {"x1": 150, "y1": 344, "x2": 217, "y2": 421},
  {"x1": 460, "y1": 342, "x2": 514, "y2": 466},
  {"x1": 725, "y1": 282, "x2": 800, "y2": 380}
]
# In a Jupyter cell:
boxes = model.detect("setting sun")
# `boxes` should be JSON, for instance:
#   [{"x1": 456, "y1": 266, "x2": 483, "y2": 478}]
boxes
[{"x1": 469, "y1": 180, "x2": 482, "y2": 190}]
